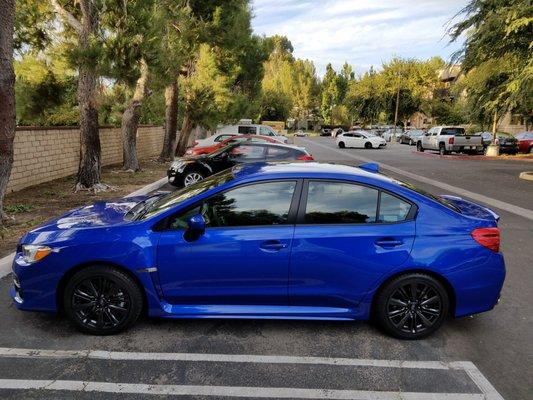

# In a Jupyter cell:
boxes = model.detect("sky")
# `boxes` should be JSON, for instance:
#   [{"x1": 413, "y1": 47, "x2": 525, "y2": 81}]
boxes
[{"x1": 251, "y1": 0, "x2": 468, "y2": 76}]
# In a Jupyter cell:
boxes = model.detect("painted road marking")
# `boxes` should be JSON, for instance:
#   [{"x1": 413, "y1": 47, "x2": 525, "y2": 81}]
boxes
[
  {"x1": 0, "y1": 347, "x2": 504, "y2": 399},
  {"x1": 301, "y1": 138, "x2": 533, "y2": 221},
  {"x1": 0, "y1": 379, "x2": 486, "y2": 399}
]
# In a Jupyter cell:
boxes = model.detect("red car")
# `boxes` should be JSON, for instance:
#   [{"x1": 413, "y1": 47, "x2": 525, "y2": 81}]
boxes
[
  {"x1": 516, "y1": 131, "x2": 533, "y2": 153},
  {"x1": 185, "y1": 134, "x2": 280, "y2": 156}
]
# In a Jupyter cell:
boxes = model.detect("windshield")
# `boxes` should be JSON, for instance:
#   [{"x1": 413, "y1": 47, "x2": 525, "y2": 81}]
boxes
[{"x1": 136, "y1": 169, "x2": 235, "y2": 220}]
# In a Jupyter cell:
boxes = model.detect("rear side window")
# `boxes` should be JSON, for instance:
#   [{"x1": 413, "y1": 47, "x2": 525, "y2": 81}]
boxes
[
  {"x1": 304, "y1": 182, "x2": 378, "y2": 224},
  {"x1": 267, "y1": 147, "x2": 291, "y2": 158},
  {"x1": 238, "y1": 126, "x2": 257, "y2": 134},
  {"x1": 379, "y1": 192, "x2": 412, "y2": 222}
]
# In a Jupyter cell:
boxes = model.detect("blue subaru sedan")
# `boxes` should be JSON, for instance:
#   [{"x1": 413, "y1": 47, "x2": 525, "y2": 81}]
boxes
[{"x1": 10, "y1": 162, "x2": 505, "y2": 339}]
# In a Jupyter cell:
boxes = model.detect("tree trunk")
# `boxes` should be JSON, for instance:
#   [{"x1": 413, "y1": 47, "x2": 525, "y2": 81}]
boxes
[
  {"x1": 121, "y1": 59, "x2": 149, "y2": 172},
  {"x1": 174, "y1": 114, "x2": 194, "y2": 157},
  {"x1": 0, "y1": 0, "x2": 16, "y2": 221},
  {"x1": 76, "y1": 0, "x2": 102, "y2": 190},
  {"x1": 159, "y1": 81, "x2": 179, "y2": 161}
]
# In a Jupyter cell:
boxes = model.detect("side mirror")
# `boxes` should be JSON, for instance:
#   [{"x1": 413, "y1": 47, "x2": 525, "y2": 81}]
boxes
[{"x1": 185, "y1": 214, "x2": 205, "y2": 241}]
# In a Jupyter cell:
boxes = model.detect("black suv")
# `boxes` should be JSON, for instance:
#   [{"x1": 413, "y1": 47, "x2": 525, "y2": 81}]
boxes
[{"x1": 168, "y1": 142, "x2": 313, "y2": 187}]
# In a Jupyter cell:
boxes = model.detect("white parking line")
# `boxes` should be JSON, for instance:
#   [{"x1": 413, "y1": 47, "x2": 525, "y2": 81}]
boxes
[
  {"x1": 301, "y1": 138, "x2": 533, "y2": 221},
  {"x1": 0, "y1": 379, "x2": 485, "y2": 399},
  {"x1": 0, "y1": 347, "x2": 504, "y2": 399}
]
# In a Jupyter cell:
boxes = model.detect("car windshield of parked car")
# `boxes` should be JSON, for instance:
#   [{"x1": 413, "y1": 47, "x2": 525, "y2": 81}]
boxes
[{"x1": 135, "y1": 170, "x2": 235, "y2": 220}]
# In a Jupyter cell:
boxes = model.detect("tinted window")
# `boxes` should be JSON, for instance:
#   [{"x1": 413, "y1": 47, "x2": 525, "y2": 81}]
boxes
[
  {"x1": 379, "y1": 192, "x2": 412, "y2": 222},
  {"x1": 169, "y1": 181, "x2": 296, "y2": 229},
  {"x1": 267, "y1": 146, "x2": 292, "y2": 158},
  {"x1": 441, "y1": 128, "x2": 465, "y2": 136},
  {"x1": 305, "y1": 182, "x2": 378, "y2": 224},
  {"x1": 238, "y1": 126, "x2": 257, "y2": 134},
  {"x1": 228, "y1": 144, "x2": 265, "y2": 160}
]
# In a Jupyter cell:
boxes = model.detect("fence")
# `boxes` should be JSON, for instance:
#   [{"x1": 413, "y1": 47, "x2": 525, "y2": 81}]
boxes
[{"x1": 7, "y1": 125, "x2": 164, "y2": 193}]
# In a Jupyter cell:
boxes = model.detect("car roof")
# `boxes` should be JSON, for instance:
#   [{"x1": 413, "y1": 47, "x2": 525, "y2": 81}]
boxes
[{"x1": 232, "y1": 162, "x2": 395, "y2": 185}]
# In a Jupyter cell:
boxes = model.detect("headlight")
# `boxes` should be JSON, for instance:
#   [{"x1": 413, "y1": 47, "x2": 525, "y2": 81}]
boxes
[{"x1": 22, "y1": 245, "x2": 53, "y2": 263}]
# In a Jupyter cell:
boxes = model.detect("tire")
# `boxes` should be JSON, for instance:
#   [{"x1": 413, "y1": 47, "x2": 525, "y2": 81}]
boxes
[
  {"x1": 374, "y1": 273, "x2": 449, "y2": 340},
  {"x1": 409, "y1": 139, "x2": 414, "y2": 146},
  {"x1": 365, "y1": 142, "x2": 372, "y2": 149},
  {"x1": 416, "y1": 142, "x2": 424, "y2": 152},
  {"x1": 439, "y1": 144, "x2": 447, "y2": 156},
  {"x1": 63, "y1": 265, "x2": 143, "y2": 335},
  {"x1": 529, "y1": 146, "x2": 533, "y2": 154},
  {"x1": 338, "y1": 141, "x2": 345, "y2": 149},
  {"x1": 182, "y1": 169, "x2": 205, "y2": 187}
]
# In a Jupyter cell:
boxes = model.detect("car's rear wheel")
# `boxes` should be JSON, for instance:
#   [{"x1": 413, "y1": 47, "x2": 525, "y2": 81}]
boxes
[
  {"x1": 182, "y1": 170, "x2": 204, "y2": 187},
  {"x1": 416, "y1": 142, "x2": 424, "y2": 152},
  {"x1": 63, "y1": 266, "x2": 143, "y2": 335},
  {"x1": 409, "y1": 139, "x2": 414, "y2": 146},
  {"x1": 365, "y1": 142, "x2": 373, "y2": 149},
  {"x1": 529, "y1": 146, "x2": 533, "y2": 154},
  {"x1": 439, "y1": 144, "x2": 448, "y2": 156},
  {"x1": 338, "y1": 141, "x2": 345, "y2": 148},
  {"x1": 374, "y1": 273, "x2": 449, "y2": 340}
]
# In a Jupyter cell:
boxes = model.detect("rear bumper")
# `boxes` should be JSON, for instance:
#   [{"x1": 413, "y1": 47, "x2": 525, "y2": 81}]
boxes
[{"x1": 451, "y1": 145, "x2": 483, "y2": 152}]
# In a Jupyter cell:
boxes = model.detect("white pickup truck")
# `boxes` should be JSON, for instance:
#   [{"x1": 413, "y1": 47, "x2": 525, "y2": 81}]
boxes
[{"x1": 416, "y1": 126, "x2": 483, "y2": 155}]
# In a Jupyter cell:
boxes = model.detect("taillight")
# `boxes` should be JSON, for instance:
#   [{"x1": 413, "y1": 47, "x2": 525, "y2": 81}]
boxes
[
  {"x1": 471, "y1": 227, "x2": 500, "y2": 252},
  {"x1": 448, "y1": 137, "x2": 454, "y2": 145},
  {"x1": 297, "y1": 154, "x2": 314, "y2": 161}
]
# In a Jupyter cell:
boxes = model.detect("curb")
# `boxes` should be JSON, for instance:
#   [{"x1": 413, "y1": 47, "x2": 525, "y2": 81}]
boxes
[
  {"x1": 0, "y1": 176, "x2": 168, "y2": 279},
  {"x1": 519, "y1": 172, "x2": 533, "y2": 181}
]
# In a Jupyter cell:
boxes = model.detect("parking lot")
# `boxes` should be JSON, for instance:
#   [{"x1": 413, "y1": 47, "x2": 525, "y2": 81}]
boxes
[{"x1": 0, "y1": 137, "x2": 531, "y2": 399}]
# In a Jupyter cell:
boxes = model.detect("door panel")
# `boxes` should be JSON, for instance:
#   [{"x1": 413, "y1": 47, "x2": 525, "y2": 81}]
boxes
[
  {"x1": 157, "y1": 226, "x2": 294, "y2": 305},
  {"x1": 289, "y1": 222, "x2": 415, "y2": 310}
]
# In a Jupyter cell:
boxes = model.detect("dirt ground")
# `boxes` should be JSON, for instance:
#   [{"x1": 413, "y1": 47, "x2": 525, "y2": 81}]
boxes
[{"x1": 0, "y1": 159, "x2": 168, "y2": 258}]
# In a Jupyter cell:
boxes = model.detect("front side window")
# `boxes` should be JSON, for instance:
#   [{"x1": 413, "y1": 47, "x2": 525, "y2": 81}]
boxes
[
  {"x1": 304, "y1": 182, "x2": 378, "y2": 224},
  {"x1": 260, "y1": 126, "x2": 275, "y2": 136},
  {"x1": 169, "y1": 181, "x2": 297, "y2": 229}
]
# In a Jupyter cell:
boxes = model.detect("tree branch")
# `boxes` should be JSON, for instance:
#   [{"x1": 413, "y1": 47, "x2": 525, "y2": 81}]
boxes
[{"x1": 50, "y1": 0, "x2": 83, "y2": 35}]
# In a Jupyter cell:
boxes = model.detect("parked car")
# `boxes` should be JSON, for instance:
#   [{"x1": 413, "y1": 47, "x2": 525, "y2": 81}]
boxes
[
  {"x1": 320, "y1": 128, "x2": 332, "y2": 136},
  {"x1": 331, "y1": 128, "x2": 345, "y2": 138},
  {"x1": 168, "y1": 142, "x2": 313, "y2": 187},
  {"x1": 203, "y1": 124, "x2": 288, "y2": 145},
  {"x1": 478, "y1": 132, "x2": 519, "y2": 155},
  {"x1": 515, "y1": 131, "x2": 533, "y2": 153},
  {"x1": 11, "y1": 162, "x2": 505, "y2": 339},
  {"x1": 294, "y1": 130, "x2": 309, "y2": 137},
  {"x1": 336, "y1": 131, "x2": 387, "y2": 149},
  {"x1": 417, "y1": 126, "x2": 483, "y2": 155},
  {"x1": 400, "y1": 130, "x2": 424, "y2": 145},
  {"x1": 383, "y1": 128, "x2": 403, "y2": 142},
  {"x1": 185, "y1": 134, "x2": 278, "y2": 156}
]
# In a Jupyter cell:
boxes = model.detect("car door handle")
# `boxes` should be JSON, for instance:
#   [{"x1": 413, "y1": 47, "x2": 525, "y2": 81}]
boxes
[
  {"x1": 260, "y1": 240, "x2": 287, "y2": 251},
  {"x1": 375, "y1": 239, "x2": 404, "y2": 248}
]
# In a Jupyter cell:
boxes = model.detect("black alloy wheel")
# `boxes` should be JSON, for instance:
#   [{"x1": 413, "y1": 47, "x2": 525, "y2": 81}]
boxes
[
  {"x1": 64, "y1": 266, "x2": 143, "y2": 335},
  {"x1": 365, "y1": 142, "x2": 373, "y2": 149},
  {"x1": 375, "y1": 273, "x2": 448, "y2": 339}
]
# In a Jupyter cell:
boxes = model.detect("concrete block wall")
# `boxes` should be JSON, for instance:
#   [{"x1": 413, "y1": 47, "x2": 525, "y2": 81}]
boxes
[{"x1": 7, "y1": 125, "x2": 164, "y2": 193}]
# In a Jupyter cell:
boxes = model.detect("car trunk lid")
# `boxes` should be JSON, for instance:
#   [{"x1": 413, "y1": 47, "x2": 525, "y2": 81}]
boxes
[{"x1": 439, "y1": 195, "x2": 500, "y2": 223}]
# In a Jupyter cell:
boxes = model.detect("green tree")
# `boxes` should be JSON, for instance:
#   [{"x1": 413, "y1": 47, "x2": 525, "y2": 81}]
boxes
[{"x1": 321, "y1": 63, "x2": 340, "y2": 124}]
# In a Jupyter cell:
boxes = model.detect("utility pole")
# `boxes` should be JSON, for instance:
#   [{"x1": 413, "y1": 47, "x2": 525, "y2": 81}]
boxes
[{"x1": 392, "y1": 73, "x2": 401, "y2": 143}]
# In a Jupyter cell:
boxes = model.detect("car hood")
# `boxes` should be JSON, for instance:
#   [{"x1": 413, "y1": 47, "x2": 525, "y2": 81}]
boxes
[{"x1": 29, "y1": 196, "x2": 147, "y2": 233}]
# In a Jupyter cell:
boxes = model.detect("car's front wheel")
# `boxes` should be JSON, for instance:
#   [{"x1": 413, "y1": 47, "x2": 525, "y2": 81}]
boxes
[
  {"x1": 365, "y1": 142, "x2": 373, "y2": 149},
  {"x1": 374, "y1": 273, "x2": 449, "y2": 339},
  {"x1": 63, "y1": 265, "x2": 143, "y2": 335}
]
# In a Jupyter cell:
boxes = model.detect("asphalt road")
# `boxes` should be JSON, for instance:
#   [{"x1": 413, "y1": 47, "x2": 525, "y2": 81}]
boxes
[{"x1": 0, "y1": 137, "x2": 531, "y2": 399}]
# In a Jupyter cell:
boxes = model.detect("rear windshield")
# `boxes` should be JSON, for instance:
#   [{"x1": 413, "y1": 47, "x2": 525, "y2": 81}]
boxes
[
  {"x1": 441, "y1": 128, "x2": 465, "y2": 136},
  {"x1": 392, "y1": 179, "x2": 461, "y2": 213}
]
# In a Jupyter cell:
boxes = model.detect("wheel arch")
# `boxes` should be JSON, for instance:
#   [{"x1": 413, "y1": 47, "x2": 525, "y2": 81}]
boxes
[
  {"x1": 56, "y1": 261, "x2": 148, "y2": 315},
  {"x1": 370, "y1": 268, "x2": 456, "y2": 317}
]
